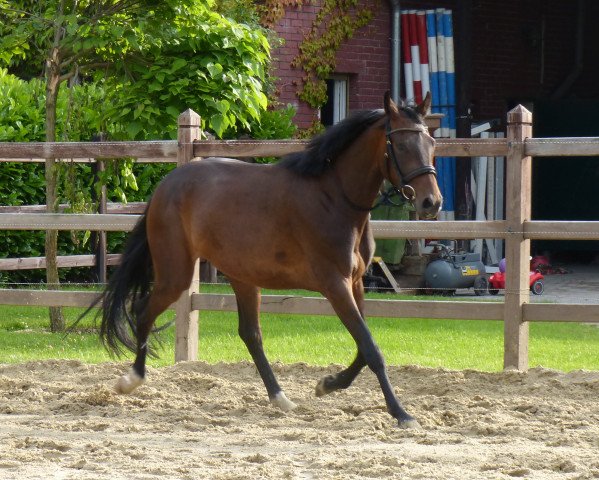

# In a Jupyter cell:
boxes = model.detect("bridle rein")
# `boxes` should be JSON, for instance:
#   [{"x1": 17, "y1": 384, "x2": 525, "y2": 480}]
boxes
[{"x1": 384, "y1": 119, "x2": 437, "y2": 203}]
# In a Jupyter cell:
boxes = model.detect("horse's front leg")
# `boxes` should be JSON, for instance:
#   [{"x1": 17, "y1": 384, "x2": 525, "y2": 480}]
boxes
[
  {"x1": 316, "y1": 278, "x2": 366, "y2": 396},
  {"x1": 324, "y1": 280, "x2": 419, "y2": 429},
  {"x1": 230, "y1": 280, "x2": 297, "y2": 412}
]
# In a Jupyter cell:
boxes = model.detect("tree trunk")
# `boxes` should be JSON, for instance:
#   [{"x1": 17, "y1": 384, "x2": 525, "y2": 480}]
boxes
[{"x1": 45, "y1": 49, "x2": 65, "y2": 332}]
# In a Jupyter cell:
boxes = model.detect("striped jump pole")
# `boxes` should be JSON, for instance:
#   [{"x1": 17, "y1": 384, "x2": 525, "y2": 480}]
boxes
[
  {"x1": 443, "y1": 8, "x2": 456, "y2": 220},
  {"x1": 401, "y1": 10, "x2": 414, "y2": 102},
  {"x1": 426, "y1": 9, "x2": 440, "y2": 116},
  {"x1": 407, "y1": 10, "x2": 423, "y2": 103},
  {"x1": 416, "y1": 10, "x2": 430, "y2": 109}
]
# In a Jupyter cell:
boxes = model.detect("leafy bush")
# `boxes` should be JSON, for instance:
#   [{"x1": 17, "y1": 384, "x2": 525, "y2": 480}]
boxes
[
  {"x1": 0, "y1": 70, "x2": 109, "y2": 284},
  {"x1": 0, "y1": 71, "x2": 45, "y2": 142},
  {"x1": 101, "y1": 4, "x2": 270, "y2": 141},
  {"x1": 251, "y1": 104, "x2": 297, "y2": 140},
  {"x1": 0, "y1": 66, "x2": 299, "y2": 285},
  {"x1": 0, "y1": 0, "x2": 298, "y2": 284}
]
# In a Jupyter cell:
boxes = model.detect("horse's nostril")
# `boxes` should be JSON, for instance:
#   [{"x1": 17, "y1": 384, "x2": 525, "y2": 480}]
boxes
[{"x1": 422, "y1": 197, "x2": 433, "y2": 209}]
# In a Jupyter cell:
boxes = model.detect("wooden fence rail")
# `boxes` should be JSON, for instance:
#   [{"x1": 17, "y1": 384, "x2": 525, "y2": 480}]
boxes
[
  {"x1": 0, "y1": 254, "x2": 121, "y2": 271},
  {"x1": 0, "y1": 107, "x2": 598, "y2": 369},
  {"x1": 1, "y1": 138, "x2": 501, "y2": 161},
  {"x1": 2, "y1": 136, "x2": 599, "y2": 160},
  {"x1": 2, "y1": 215, "x2": 598, "y2": 241}
]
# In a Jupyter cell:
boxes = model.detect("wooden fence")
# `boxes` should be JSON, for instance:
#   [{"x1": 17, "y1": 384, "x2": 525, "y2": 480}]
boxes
[{"x1": 0, "y1": 107, "x2": 598, "y2": 370}]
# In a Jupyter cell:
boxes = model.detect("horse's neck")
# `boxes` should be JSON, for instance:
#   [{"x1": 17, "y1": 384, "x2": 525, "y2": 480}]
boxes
[{"x1": 332, "y1": 128, "x2": 385, "y2": 211}]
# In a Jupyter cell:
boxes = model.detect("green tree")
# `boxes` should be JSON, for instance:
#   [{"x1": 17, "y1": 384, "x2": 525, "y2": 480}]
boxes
[
  {"x1": 0, "y1": 0, "x2": 271, "y2": 331},
  {"x1": 103, "y1": 6, "x2": 269, "y2": 140}
]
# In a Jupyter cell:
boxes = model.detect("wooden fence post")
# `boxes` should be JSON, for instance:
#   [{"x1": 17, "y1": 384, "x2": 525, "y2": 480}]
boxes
[
  {"x1": 503, "y1": 105, "x2": 533, "y2": 370},
  {"x1": 91, "y1": 160, "x2": 107, "y2": 284},
  {"x1": 175, "y1": 109, "x2": 201, "y2": 362},
  {"x1": 90, "y1": 133, "x2": 108, "y2": 284}
]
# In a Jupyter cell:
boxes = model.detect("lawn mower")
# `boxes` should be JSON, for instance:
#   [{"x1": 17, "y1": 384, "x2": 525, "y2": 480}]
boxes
[{"x1": 424, "y1": 242, "x2": 489, "y2": 296}]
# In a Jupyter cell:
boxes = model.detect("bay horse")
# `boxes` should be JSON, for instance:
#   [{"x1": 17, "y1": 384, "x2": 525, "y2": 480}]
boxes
[{"x1": 93, "y1": 92, "x2": 442, "y2": 428}]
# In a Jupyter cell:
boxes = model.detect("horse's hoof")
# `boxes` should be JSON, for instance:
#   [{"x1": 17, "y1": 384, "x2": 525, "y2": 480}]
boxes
[
  {"x1": 271, "y1": 392, "x2": 297, "y2": 412},
  {"x1": 114, "y1": 369, "x2": 144, "y2": 394},
  {"x1": 398, "y1": 418, "x2": 422, "y2": 430},
  {"x1": 315, "y1": 375, "x2": 335, "y2": 397}
]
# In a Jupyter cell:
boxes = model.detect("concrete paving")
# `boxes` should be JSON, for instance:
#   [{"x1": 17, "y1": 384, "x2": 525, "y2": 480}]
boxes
[
  {"x1": 530, "y1": 263, "x2": 599, "y2": 304},
  {"x1": 449, "y1": 263, "x2": 599, "y2": 305}
]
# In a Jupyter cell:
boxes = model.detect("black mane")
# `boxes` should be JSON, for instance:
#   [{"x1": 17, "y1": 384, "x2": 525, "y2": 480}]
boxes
[{"x1": 278, "y1": 104, "x2": 423, "y2": 176}]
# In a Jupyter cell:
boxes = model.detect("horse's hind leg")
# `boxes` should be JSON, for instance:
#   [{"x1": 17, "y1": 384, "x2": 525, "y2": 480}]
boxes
[
  {"x1": 316, "y1": 278, "x2": 367, "y2": 396},
  {"x1": 316, "y1": 351, "x2": 366, "y2": 396},
  {"x1": 231, "y1": 280, "x2": 297, "y2": 412},
  {"x1": 116, "y1": 243, "x2": 195, "y2": 394}
]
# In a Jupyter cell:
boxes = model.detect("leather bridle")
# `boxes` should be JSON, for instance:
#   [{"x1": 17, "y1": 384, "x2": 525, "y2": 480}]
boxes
[
  {"x1": 340, "y1": 118, "x2": 437, "y2": 212},
  {"x1": 384, "y1": 119, "x2": 437, "y2": 202}
]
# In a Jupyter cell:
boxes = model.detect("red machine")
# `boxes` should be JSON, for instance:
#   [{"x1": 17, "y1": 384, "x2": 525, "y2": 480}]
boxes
[{"x1": 488, "y1": 270, "x2": 545, "y2": 295}]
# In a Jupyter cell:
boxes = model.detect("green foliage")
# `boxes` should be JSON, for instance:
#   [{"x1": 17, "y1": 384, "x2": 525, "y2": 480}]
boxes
[
  {"x1": 251, "y1": 104, "x2": 297, "y2": 140},
  {"x1": 0, "y1": 1, "x2": 271, "y2": 141},
  {"x1": 0, "y1": 2, "x2": 297, "y2": 285},
  {"x1": 0, "y1": 70, "x2": 131, "y2": 283},
  {"x1": 0, "y1": 71, "x2": 45, "y2": 141},
  {"x1": 292, "y1": 0, "x2": 376, "y2": 109},
  {"x1": 213, "y1": 0, "x2": 261, "y2": 25},
  {"x1": 103, "y1": 6, "x2": 270, "y2": 140},
  {"x1": 250, "y1": 104, "x2": 298, "y2": 164}
]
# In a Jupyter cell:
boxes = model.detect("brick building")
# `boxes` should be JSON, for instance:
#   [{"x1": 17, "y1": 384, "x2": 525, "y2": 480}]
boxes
[
  {"x1": 271, "y1": 0, "x2": 599, "y2": 127},
  {"x1": 271, "y1": 1, "x2": 395, "y2": 127},
  {"x1": 270, "y1": 0, "x2": 599, "y2": 258}
]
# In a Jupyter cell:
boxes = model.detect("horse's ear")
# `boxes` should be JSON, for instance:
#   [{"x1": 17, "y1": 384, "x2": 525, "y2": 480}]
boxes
[
  {"x1": 384, "y1": 91, "x2": 399, "y2": 116},
  {"x1": 416, "y1": 91, "x2": 432, "y2": 116}
]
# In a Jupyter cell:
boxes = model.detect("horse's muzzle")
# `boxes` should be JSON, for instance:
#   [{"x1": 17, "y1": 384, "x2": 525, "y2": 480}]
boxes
[{"x1": 418, "y1": 194, "x2": 443, "y2": 219}]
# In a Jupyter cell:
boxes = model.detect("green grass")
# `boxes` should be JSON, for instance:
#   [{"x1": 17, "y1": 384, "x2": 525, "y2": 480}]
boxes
[{"x1": 1, "y1": 292, "x2": 598, "y2": 372}]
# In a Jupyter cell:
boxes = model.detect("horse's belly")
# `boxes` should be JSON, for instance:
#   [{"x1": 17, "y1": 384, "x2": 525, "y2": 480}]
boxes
[
  {"x1": 210, "y1": 253, "x2": 316, "y2": 291},
  {"x1": 198, "y1": 232, "x2": 315, "y2": 289}
]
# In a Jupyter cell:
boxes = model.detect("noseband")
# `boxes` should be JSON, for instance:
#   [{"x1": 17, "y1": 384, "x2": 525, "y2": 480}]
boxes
[{"x1": 385, "y1": 120, "x2": 437, "y2": 202}]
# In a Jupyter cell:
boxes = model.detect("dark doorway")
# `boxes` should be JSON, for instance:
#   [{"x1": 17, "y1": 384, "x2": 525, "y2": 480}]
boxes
[{"x1": 532, "y1": 99, "x2": 599, "y2": 260}]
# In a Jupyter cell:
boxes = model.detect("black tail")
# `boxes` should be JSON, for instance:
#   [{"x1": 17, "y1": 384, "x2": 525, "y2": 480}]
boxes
[
  {"x1": 100, "y1": 212, "x2": 153, "y2": 355},
  {"x1": 84, "y1": 212, "x2": 153, "y2": 356}
]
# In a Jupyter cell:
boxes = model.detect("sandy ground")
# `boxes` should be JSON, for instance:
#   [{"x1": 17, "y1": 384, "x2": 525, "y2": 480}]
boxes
[{"x1": 0, "y1": 360, "x2": 598, "y2": 480}]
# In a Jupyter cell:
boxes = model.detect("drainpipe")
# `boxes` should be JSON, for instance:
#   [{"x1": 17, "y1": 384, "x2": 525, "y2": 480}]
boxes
[
  {"x1": 551, "y1": 0, "x2": 584, "y2": 99},
  {"x1": 390, "y1": 0, "x2": 401, "y2": 103}
]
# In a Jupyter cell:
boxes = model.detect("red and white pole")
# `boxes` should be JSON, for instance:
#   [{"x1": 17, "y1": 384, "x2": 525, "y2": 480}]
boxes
[
  {"x1": 416, "y1": 10, "x2": 430, "y2": 109},
  {"x1": 400, "y1": 11, "x2": 414, "y2": 102},
  {"x1": 407, "y1": 10, "x2": 422, "y2": 103}
]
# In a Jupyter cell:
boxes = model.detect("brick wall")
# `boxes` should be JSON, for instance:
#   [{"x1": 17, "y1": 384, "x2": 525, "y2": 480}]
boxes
[
  {"x1": 270, "y1": 1, "x2": 392, "y2": 128},
  {"x1": 334, "y1": 5, "x2": 391, "y2": 113},
  {"x1": 270, "y1": 3, "x2": 319, "y2": 127}
]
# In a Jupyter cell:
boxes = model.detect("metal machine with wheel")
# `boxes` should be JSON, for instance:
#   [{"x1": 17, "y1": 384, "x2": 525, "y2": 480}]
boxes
[{"x1": 424, "y1": 242, "x2": 489, "y2": 296}]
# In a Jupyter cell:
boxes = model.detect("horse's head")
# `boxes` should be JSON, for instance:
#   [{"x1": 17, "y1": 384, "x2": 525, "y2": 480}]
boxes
[{"x1": 381, "y1": 92, "x2": 443, "y2": 219}]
